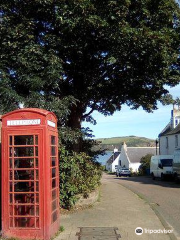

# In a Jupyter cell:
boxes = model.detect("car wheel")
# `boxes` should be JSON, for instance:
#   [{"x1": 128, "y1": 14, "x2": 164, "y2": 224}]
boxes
[
  {"x1": 161, "y1": 173, "x2": 164, "y2": 181},
  {"x1": 174, "y1": 173, "x2": 179, "y2": 183},
  {"x1": 151, "y1": 173, "x2": 155, "y2": 180},
  {"x1": 119, "y1": 174, "x2": 121, "y2": 177}
]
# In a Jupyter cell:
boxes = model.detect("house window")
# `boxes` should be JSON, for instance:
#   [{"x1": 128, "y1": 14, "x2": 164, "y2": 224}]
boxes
[
  {"x1": 166, "y1": 137, "x2": 169, "y2": 149},
  {"x1": 175, "y1": 135, "x2": 178, "y2": 148}
]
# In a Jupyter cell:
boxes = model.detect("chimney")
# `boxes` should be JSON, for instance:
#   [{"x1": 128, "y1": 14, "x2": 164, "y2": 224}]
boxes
[
  {"x1": 113, "y1": 148, "x2": 118, "y2": 153},
  {"x1": 171, "y1": 105, "x2": 180, "y2": 129},
  {"x1": 122, "y1": 142, "x2": 127, "y2": 151}
]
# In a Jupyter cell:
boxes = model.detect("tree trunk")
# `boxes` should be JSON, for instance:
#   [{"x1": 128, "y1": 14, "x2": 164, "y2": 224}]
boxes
[{"x1": 67, "y1": 104, "x2": 84, "y2": 152}]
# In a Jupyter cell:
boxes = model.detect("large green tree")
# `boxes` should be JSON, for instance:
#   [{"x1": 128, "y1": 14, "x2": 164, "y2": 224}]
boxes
[{"x1": 1, "y1": 0, "x2": 180, "y2": 150}]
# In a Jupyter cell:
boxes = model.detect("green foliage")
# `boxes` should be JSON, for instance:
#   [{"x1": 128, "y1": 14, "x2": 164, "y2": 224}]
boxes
[
  {"x1": 139, "y1": 154, "x2": 153, "y2": 175},
  {"x1": 59, "y1": 147, "x2": 102, "y2": 209},
  {"x1": 160, "y1": 94, "x2": 180, "y2": 106},
  {"x1": 1, "y1": 0, "x2": 180, "y2": 132},
  {"x1": 50, "y1": 226, "x2": 65, "y2": 240}
]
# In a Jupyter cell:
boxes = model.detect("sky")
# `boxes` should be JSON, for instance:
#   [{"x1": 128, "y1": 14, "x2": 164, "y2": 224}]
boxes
[{"x1": 82, "y1": 84, "x2": 180, "y2": 140}]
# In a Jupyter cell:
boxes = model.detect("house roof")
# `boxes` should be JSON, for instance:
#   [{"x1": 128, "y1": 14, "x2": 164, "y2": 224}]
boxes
[
  {"x1": 126, "y1": 147, "x2": 157, "y2": 163},
  {"x1": 158, "y1": 123, "x2": 171, "y2": 137},
  {"x1": 166, "y1": 123, "x2": 180, "y2": 135},
  {"x1": 159, "y1": 123, "x2": 180, "y2": 137},
  {"x1": 106, "y1": 152, "x2": 120, "y2": 165}
]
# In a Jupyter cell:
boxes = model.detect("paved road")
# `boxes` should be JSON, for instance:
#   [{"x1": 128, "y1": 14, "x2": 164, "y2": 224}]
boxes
[{"x1": 112, "y1": 175, "x2": 180, "y2": 239}]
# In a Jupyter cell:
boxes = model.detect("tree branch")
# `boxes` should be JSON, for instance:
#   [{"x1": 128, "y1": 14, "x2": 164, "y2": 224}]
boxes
[{"x1": 82, "y1": 102, "x2": 97, "y2": 119}]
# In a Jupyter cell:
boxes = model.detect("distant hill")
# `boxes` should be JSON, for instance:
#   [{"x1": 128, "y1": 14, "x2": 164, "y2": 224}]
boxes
[{"x1": 96, "y1": 136, "x2": 156, "y2": 151}]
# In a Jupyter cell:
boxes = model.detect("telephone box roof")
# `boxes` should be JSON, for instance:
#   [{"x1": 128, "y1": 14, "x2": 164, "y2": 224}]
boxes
[{"x1": 2, "y1": 108, "x2": 57, "y2": 120}]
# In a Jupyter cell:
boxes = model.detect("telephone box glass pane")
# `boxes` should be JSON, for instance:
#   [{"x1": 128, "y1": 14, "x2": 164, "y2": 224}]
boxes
[
  {"x1": 51, "y1": 136, "x2": 56, "y2": 145},
  {"x1": 36, "y1": 182, "x2": 39, "y2": 191},
  {"x1": 35, "y1": 136, "x2": 38, "y2": 145},
  {"x1": 52, "y1": 200, "x2": 57, "y2": 211},
  {"x1": 14, "y1": 182, "x2": 34, "y2": 192},
  {"x1": 9, "y1": 159, "x2": 13, "y2": 168},
  {"x1": 52, "y1": 211, "x2": 57, "y2": 223},
  {"x1": 14, "y1": 136, "x2": 34, "y2": 145},
  {"x1": 35, "y1": 158, "x2": 38, "y2": 168},
  {"x1": 10, "y1": 136, "x2": 13, "y2": 145},
  {"x1": 14, "y1": 194, "x2": 35, "y2": 203},
  {"x1": 14, "y1": 218, "x2": 35, "y2": 228},
  {"x1": 10, "y1": 182, "x2": 13, "y2": 192},
  {"x1": 35, "y1": 147, "x2": 38, "y2": 156},
  {"x1": 14, "y1": 206, "x2": 35, "y2": 216},
  {"x1": 52, "y1": 189, "x2": 56, "y2": 200},
  {"x1": 36, "y1": 206, "x2": 39, "y2": 216},
  {"x1": 51, "y1": 157, "x2": 56, "y2": 167},
  {"x1": 10, "y1": 218, "x2": 13, "y2": 227},
  {"x1": 51, "y1": 147, "x2": 56, "y2": 156},
  {"x1": 9, "y1": 147, "x2": 13, "y2": 157},
  {"x1": 52, "y1": 179, "x2": 56, "y2": 188},
  {"x1": 9, "y1": 205, "x2": 13, "y2": 215},
  {"x1": 36, "y1": 218, "x2": 39, "y2": 228},
  {"x1": 10, "y1": 194, "x2": 13, "y2": 203},
  {"x1": 14, "y1": 158, "x2": 34, "y2": 168},
  {"x1": 51, "y1": 168, "x2": 56, "y2": 178},
  {"x1": 14, "y1": 170, "x2": 34, "y2": 180},
  {"x1": 14, "y1": 147, "x2": 34, "y2": 157},
  {"x1": 9, "y1": 171, "x2": 13, "y2": 180}
]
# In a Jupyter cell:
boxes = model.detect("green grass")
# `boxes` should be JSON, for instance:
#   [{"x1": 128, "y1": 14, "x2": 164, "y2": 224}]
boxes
[
  {"x1": 97, "y1": 189, "x2": 101, "y2": 202},
  {"x1": 50, "y1": 226, "x2": 65, "y2": 240}
]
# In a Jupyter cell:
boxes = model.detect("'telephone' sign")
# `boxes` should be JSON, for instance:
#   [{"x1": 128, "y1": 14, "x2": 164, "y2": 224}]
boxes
[{"x1": 7, "y1": 119, "x2": 41, "y2": 126}]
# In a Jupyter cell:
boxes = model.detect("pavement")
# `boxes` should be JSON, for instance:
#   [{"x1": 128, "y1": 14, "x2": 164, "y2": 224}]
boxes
[{"x1": 57, "y1": 173, "x2": 172, "y2": 240}]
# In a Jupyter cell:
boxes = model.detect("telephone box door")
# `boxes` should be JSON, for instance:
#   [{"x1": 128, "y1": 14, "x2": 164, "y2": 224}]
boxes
[{"x1": 2, "y1": 130, "x2": 43, "y2": 234}]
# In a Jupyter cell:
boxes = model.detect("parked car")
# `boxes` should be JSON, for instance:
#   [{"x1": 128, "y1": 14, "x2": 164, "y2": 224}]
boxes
[
  {"x1": 173, "y1": 149, "x2": 180, "y2": 183},
  {"x1": 116, "y1": 168, "x2": 131, "y2": 177},
  {"x1": 150, "y1": 155, "x2": 173, "y2": 180}
]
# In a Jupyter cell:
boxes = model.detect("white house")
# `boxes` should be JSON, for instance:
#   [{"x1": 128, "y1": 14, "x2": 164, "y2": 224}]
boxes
[
  {"x1": 119, "y1": 143, "x2": 157, "y2": 172},
  {"x1": 159, "y1": 105, "x2": 180, "y2": 155},
  {"x1": 105, "y1": 148, "x2": 121, "y2": 172}
]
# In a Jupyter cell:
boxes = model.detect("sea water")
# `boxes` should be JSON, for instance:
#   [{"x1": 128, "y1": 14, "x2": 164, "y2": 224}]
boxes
[{"x1": 96, "y1": 151, "x2": 112, "y2": 165}]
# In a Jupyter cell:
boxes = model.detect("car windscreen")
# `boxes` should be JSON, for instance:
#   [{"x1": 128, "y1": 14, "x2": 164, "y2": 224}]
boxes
[{"x1": 160, "y1": 159, "x2": 173, "y2": 167}]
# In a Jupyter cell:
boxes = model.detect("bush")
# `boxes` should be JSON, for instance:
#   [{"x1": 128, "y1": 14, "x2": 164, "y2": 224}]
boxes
[
  {"x1": 139, "y1": 154, "x2": 153, "y2": 175},
  {"x1": 59, "y1": 147, "x2": 102, "y2": 209}
]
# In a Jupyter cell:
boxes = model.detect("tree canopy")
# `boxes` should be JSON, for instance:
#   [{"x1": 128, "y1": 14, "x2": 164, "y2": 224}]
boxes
[{"x1": 1, "y1": 0, "x2": 180, "y2": 150}]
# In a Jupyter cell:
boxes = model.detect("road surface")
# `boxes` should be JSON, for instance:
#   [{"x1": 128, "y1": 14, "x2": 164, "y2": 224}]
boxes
[{"x1": 112, "y1": 175, "x2": 180, "y2": 239}]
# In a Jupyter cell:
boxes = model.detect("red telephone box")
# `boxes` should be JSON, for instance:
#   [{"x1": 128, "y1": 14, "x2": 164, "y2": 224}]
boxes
[{"x1": 1, "y1": 108, "x2": 60, "y2": 240}]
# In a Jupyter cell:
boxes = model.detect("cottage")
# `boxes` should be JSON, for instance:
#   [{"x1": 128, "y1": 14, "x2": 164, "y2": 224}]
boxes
[
  {"x1": 119, "y1": 143, "x2": 157, "y2": 172},
  {"x1": 105, "y1": 148, "x2": 121, "y2": 172},
  {"x1": 159, "y1": 105, "x2": 180, "y2": 155}
]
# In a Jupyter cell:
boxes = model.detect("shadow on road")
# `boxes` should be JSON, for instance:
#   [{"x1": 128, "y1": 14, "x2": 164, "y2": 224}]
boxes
[{"x1": 113, "y1": 175, "x2": 180, "y2": 188}]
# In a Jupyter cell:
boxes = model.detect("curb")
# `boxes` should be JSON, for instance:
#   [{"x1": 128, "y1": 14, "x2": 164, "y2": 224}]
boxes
[{"x1": 117, "y1": 182, "x2": 178, "y2": 240}]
